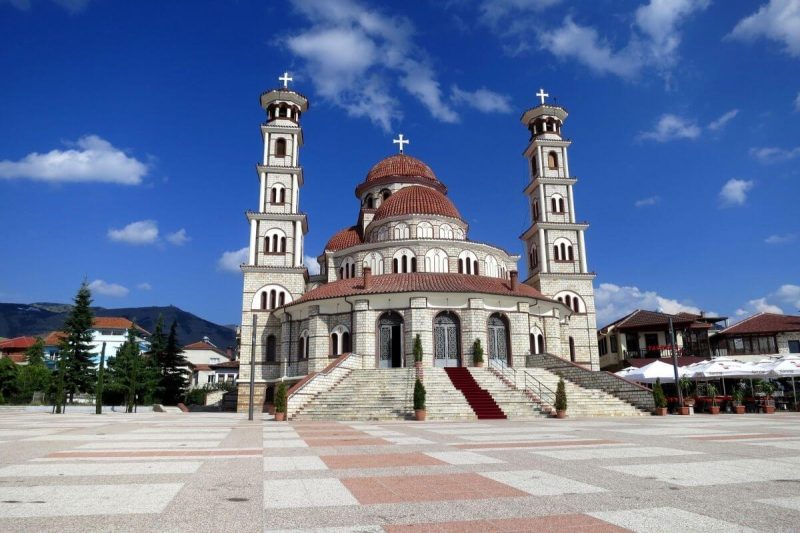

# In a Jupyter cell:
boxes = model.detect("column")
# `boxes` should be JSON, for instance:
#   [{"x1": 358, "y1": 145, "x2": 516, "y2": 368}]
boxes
[
  {"x1": 578, "y1": 231, "x2": 588, "y2": 273},
  {"x1": 567, "y1": 185, "x2": 576, "y2": 223},
  {"x1": 563, "y1": 147, "x2": 570, "y2": 177},
  {"x1": 538, "y1": 184, "x2": 546, "y2": 222},
  {"x1": 537, "y1": 145, "x2": 544, "y2": 176},
  {"x1": 263, "y1": 132, "x2": 269, "y2": 165},
  {"x1": 294, "y1": 219, "x2": 302, "y2": 267},
  {"x1": 259, "y1": 173, "x2": 266, "y2": 212},
  {"x1": 292, "y1": 173, "x2": 299, "y2": 214},
  {"x1": 538, "y1": 228, "x2": 548, "y2": 273},
  {"x1": 292, "y1": 133, "x2": 299, "y2": 166},
  {"x1": 248, "y1": 219, "x2": 257, "y2": 265}
]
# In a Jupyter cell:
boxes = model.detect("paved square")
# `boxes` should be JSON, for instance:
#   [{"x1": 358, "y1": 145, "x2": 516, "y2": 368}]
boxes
[{"x1": 2, "y1": 410, "x2": 800, "y2": 531}]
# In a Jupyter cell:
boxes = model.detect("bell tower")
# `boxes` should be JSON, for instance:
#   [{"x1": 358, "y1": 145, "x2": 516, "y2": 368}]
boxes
[
  {"x1": 238, "y1": 73, "x2": 310, "y2": 410},
  {"x1": 519, "y1": 89, "x2": 599, "y2": 369}
]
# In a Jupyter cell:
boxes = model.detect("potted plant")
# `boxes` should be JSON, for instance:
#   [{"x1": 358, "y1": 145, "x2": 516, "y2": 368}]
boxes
[
  {"x1": 473, "y1": 338, "x2": 484, "y2": 368},
  {"x1": 413, "y1": 378, "x2": 426, "y2": 421},
  {"x1": 758, "y1": 381, "x2": 776, "y2": 414},
  {"x1": 413, "y1": 334, "x2": 423, "y2": 368},
  {"x1": 274, "y1": 381, "x2": 287, "y2": 422},
  {"x1": 678, "y1": 376, "x2": 694, "y2": 415},
  {"x1": 706, "y1": 383, "x2": 720, "y2": 415},
  {"x1": 732, "y1": 384, "x2": 746, "y2": 414},
  {"x1": 554, "y1": 378, "x2": 567, "y2": 418},
  {"x1": 652, "y1": 378, "x2": 668, "y2": 416}
]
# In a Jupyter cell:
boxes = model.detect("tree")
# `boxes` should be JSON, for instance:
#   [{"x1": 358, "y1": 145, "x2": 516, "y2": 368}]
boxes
[
  {"x1": 554, "y1": 378, "x2": 568, "y2": 413},
  {"x1": 0, "y1": 358, "x2": 19, "y2": 404},
  {"x1": 652, "y1": 378, "x2": 667, "y2": 409},
  {"x1": 413, "y1": 378, "x2": 426, "y2": 411},
  {"x1": 472, "y1": 338, "x2": 484, "y2": 365},
  {"x1": 17, "y1": 338, "x2": 51, "y2": 404},
  {"x1": 274, "y1": 382, "x2": 287, "y2": 414},
  {"x1": 413, "y1": 334, "x2": 423, "y2": 363},
  {"x1": 143, "y1": 316, "x2": 166, "y2": 404},
  {"x1": 157, "y1": 320, "x2": 189, "y2": 405},
  {"x1": 107, "y1": 327, "x2": 147, "y2": 413},
  {"x1": 59, "y1": 281, "x2": 96, "y2": 407}
]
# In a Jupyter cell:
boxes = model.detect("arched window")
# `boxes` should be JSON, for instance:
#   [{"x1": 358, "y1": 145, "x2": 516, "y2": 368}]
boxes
[
  {"x1": 265, "y1": 229, "x2": 287, "y2": 253},
  {"x1": 416, "y1": 222, "x2": 433, "y2": 239},
  {"x1": 342, "y1": 331, "x2": 351, "y2": 353},
  {"x1": 537, "y1": 334, "x2": 545, "y2": 355},
  {"x1": 275, "y1": 138, "x2": 287, "y2": 157},
  {"x1": 439, "y1": 224, "x2": 453, "y2": 239},
  {"x1": 330, "y1": 332, "x2": 339, "y2": 355},
  {"x1": 271, "y1": 185, "x2": 286, "y2": 205},
  {"x1": 553, "y1": 238, "x2": 574, "y2": 262},
  {"x1": 458, "y1": 250, "x2": 478, "y2": 275},
  {"x1": 484, "y1": 255, "x2": 499, "y2": 277},
  {"x1": 530, "y1": 244, "x2": 539, "y2": 268},
  {"x1": 376, "y1": 226, "x2": 388, "y2": 242},
  {"x1": 533, "y1": 201, "x2": 540, "y2": 221},
  {"x1": 365, "y1": 194, "x2": 374, "y2": 209},
  {"x1": 299, "y1": 330, "x2": 309, "y2": 359},
  {"x1": 260, "y1": 292, "x2": 267, "y2": 310},
  {"x1": 393, "y1": 249, "x2": 416, "y2": 273},
  {"x1": 252, "y1": 284, "x2": 292, "y2": 310},
  {"x1": 331, "y1": 325, "x2": 350, "y2": 356},
  {"x1": 555, "y1": 291, "x2": 584, "y2": 313},
  {"x1": 530, "y1": 328, "x2": 544, "y2": 355},
  {"x1": 454, "y1": 227, "x2": 464, "y2": 240},
  {"x1": 265, "y1": 335, "x2": 277, "y2": 362},
  {"x1": 269, "y1": 290, "x2": 277, "y2": 309},
  {"x1": 559, "y1": 198, "x2": 565, "y2": 213},
  {"x1": 569, "y1": 337, "x2": 576, "y2": 362},
  {"x1": 340, "y1": 257, "x2": 356, "y2": 279},
  {"x1": 381, "y1": 189, "x2": 391, "y2": 201},
  {"x1": 434, "y1": 312, "x2": 460, "y2": 367},
  {"x1": 363, "y1": 252, "x2": 384, "y2": 275},
  {"x1": 393, "y1": 223, "x2": 409, "y2": 240},
  {"x1": 547, "y1": 151, "x2": 558, "y2": 170},
  {"x1": 487, "y1": 313, "x2": 510, "y2": 364},
  {"x1": 424, "y1": 248, "x2": 449, "y2": 273}
]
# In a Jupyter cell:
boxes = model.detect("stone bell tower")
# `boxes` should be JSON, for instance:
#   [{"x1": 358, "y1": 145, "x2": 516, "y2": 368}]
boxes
[
  {"x1": 519, "y1": 89, "x2": 599, "y2": 370},
  {"x1": 238, "y1": 73, "x2": 310, "y2": 410}
]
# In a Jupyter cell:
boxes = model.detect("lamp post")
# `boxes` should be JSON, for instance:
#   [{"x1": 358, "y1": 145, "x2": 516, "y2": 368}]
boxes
[
  {"x1": 95, "y1": 342, "x2": 106, "y2": 415},
  {"x1": 669, "y1": 317, "x2": 683, "y2": 405}
]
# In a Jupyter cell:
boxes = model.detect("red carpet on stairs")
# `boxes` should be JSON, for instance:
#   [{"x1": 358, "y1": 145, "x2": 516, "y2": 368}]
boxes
[{"x1": 444, "y1": 367, "x2": 506, "y2": 420}]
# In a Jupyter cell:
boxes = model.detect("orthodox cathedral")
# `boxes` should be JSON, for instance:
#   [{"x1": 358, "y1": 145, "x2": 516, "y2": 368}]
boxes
[{"x1": 237, "y1": 75, "x2": 599, "y2": 408}]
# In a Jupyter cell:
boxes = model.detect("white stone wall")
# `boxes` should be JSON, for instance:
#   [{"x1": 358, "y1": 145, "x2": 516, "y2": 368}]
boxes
[{"x1": 777, "y1": 332, "x2": 800, "y2": 354}]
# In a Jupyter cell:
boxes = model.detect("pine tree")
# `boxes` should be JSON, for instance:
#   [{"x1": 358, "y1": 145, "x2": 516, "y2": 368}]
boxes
[
  {"x1": 107, "y1": 327, "x2": 146, "y2": 412},
  {"x1": 0, "y1": 358, "x2": 19, "y2": 404},
  {"x1": 59, "y1": 281, "x2": 96, "y2": 407},
  {"x1": 17, "y1": 338, "x2": 51, "y2": 404},
  {"x1": 146, "y1": 316, "x2": 166, "y2": 403},
  {"x1": 159, "y1": 320, "x2": 189, "y2": 405}
]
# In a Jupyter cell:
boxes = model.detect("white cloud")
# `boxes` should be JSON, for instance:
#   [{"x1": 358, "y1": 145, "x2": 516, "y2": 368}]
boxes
[
  {"x1": 88, "y1": 279, "x2": 129, "y2": 298},
  {"x1": 0, "y1": 135, "x2": 147, "y2": 185},
  {"x1": 217, "y1": 247, "x2": 248, "y2": 273},
  {"x1": 719, "y1": 178, "x2": 754, "y2": 207},
  {"x1": 479, "y1": 0, "x2": 561, "y2": 27},
  {"x1": 286, "y1": 0, "x2": 462, "y2": 130},
  {"x1": 635, "y1": 196, "x2": 660, "y2": 207},
  {"x1": 2, "y1": 0, "x2": 91, "y2": 11},
  {"x1": 450, "y1": 85, "x2": 513, "y2": 113},
  {"x1": 777, "y1": 284, "x2": 800, "y2": 309},
  {"x1": 750, "y1": 145, "x2": 800, "y2": 163},
  {"x1": 736, "y1": 297, "x2": 784, "y2": 317},
  {"x1": 107, "y1": 220, "x2": 159, "y2": 245},
  {"x1": 765, "y1": 233, "x2": 796, "y2": 244},
  {"x1": 639, "y1": 114, "x2": 701, "y2": 142},
  {"x1": 795, "y1": 91, "x2": 800, "y2": 111},
  {"x1": 728, "y1": 0, "x2": 800, "y2": 57},
  {"x1": 136, "y1": 282, "x2": 152, "y2": 291},
  {"x1": 304, "y1": 255, "x2": 321, "y2": 275},
  {"x1": 708, "y1": 109, "x2": 740, "y2": 131},
  {"x1": 166, "y1": 228, "x2": 190, "y2": 246},
  {"x1": 595, "y1": 283, "x2": 702, "y2": 327},
  {"x1": 634, "y1": 0, "x2": 711, "y2": 67},
  {"x1": 735, "y1": 284, "x2": 800, "y2": 318}
]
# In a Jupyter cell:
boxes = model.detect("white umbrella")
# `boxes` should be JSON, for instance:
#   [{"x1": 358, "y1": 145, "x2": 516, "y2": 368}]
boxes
[
  {"x1": 625, "y1": 360, "x2": 685, "y2": 384},
  {"x1": 768, "y1": 356, "x2": 800, "y2": 406},
  {"x1": 614, "y1": 366, "x2": 639, "y2": 379}
]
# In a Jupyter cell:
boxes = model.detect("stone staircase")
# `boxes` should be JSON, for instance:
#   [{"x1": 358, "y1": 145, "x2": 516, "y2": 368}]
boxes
[
  {"x1": 467, "y1": 368, "x2": 547, "y2": 420},
  {"x1": 291, "y1": 368, "x2": 415, "y2": 421},
  {"x1": 423, "y1": 368, "x2": 477, "y2": 421},
  {"x1": 445, "y1": 367, "x2": 506, "y2": 419},
  {"x1": 499, "y1": 366, "x2": 648, "y2": 417}
]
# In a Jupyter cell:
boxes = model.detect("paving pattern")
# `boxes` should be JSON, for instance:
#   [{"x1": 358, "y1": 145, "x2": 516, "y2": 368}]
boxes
[{"x1": 2, "y1": 411, "x2": 800, "y2": 531}]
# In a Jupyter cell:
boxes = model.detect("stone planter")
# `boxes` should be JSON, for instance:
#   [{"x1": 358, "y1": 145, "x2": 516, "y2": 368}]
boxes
[
  {"x1": 475, "y1": 360, "x2": 484, "y2": 368},
  {"x1": 678, "y1": 406, "x2": 691, "y2": 415},
  {"x1": 762, "y1": 405, "x2": 776, "y2": 414},
  {"x1": 654, "y1": 407, "x2": 668, "y2": 416},
  {"x1": 708, "y1": 405, "x2": 720, "y2": 415},
  {"x1": 274, "y1": 412, "x2": 286, "y2": 422},
  {"x1": 555, "y1": 410, "x2": 567, "y2": 419},
  {"x1": 414, "y1": 409, "x2": 426, "y2": 421},
  {"x1": 734, "y1": 405, "x2": 746, "y2": 414}
]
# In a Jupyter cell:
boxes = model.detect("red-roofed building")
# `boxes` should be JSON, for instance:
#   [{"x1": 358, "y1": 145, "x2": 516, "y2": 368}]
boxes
[
  {"x1": 712, "y1": 312, "x2": 800, "y2": 360},
  {"x1": 236, "y1": 85, "x2": 602, "y2": 413},
  {"x1": 0, "y1": 336, "x2": 38, "y2": 364},
  {"x1": 185, "y1": 337, "x2": 232, "y2": 387}
]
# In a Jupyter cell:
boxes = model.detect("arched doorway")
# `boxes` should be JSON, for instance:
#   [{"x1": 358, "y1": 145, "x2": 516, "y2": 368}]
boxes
[
  {"x1": 434, "y1": 312, "x2": 460, "y2": 367},
  {"x1": 488, "y1": 314, "x2": 510, "y2": 365},
  {"x1": 378, "y1": 312, "x2": 404, "y2": 368}
]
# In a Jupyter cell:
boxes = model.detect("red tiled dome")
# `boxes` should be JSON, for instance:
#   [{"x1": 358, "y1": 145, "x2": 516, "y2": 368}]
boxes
[
  {"x1": 366, "y1": 154, "x2": 437, "y2": 183},
  {"x1": 324, "y1": 226, "x2": 363, "y2": 251},
  {"x1": 373, "y1": 186, "x2": 461, "y2": 222}
]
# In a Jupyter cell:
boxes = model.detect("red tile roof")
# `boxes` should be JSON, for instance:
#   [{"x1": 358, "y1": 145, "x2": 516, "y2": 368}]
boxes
[
  {"x1": 293, "y1": 273, "x2": 549, "y2": 305},
  {"x1": 210, "y1": 360, "x2": 239, "y2": 369},
  {"x1": 373, "y1": 186, "x2": 461, "y2": 222},
  {"x1": 93, "y1": 317, "x2": 150, "y2": 336},
  {"x1": 43, "y1": 331, "x2": 66, "y2": 346},
  {"x1": 721, "y1": 312, "x2": 800, "y2": 335},
  {"x1": 184, "y1": 341, "x2": 229, "y2": 358},
  {"x1": 600, "y1": 309, "x2": 700, "y2": 332},
  {"x1": 0, "y1": 336, "x2": 37, "y2": 351},
  {"x1": 189, "y1": 363, "x2": 212, "y2": 371},
  {"x1": 325, "y1": 226, "x2": 363, "y2": 251},
  {"x1": 366, "y1": 154, "x2": 438, "y2": 183}
]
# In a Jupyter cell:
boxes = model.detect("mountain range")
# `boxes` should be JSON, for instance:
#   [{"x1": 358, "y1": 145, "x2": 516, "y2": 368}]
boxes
[{"x1": 0, "y1": 303, "x2": 237, "y2": 349}]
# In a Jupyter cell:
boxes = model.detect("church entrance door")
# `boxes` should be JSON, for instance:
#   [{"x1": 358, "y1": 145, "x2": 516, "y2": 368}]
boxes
[
  {"x1": 488, "y1": 314, "x2": 509, "y2": 365},
  {"x1": 378, "y1": 313, "x2": 404, "y2": 368},
  {"x1": 434, "y1": 312, "x2": 460, "y2": 367}
]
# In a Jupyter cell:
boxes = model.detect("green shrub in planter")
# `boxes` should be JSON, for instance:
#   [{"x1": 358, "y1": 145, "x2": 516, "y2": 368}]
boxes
[
  {"x1": 652, "y1": 378, "x2": 668, "y2": 409},
  {"x1": 413, "y1": 334, "x2": 423, "y2": 363},
  {"x1": 274, "y1": 382, "x2": 287, "y2": 414},
  {"x1": 413, "y1": 378, "x2": 426, "y2": 411},
  {"x1": 184, "y1": 388, "x2": 207, "y2": 406},
  {"x1": 472, "y1": 339, "x2": 484, "y2": 365},
  {"x1": 555, "y1": 378, "x2": 567, "y2": 412}
]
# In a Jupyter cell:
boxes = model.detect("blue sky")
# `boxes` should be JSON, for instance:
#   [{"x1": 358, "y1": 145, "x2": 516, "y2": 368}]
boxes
[{"x1": 1, "y1": 0, "x2": 799, "y2": 327}]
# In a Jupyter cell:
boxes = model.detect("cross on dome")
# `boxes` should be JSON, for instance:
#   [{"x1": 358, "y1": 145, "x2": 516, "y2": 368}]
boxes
[
  {"x1": 279, "y1": 72, "x2": 293, "y2": 88},
  {"x1": 393, "y1": 133, "x2": 410, "y2": 154},
  {"x1": 536, "y1": 88, "x2": 549, "y2": 105}
]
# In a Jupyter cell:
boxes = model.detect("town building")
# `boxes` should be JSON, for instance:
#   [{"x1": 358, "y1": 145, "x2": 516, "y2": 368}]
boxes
[
  {"x1": 236, "y1": 78, "x2": 601, "y2": 410},
  {"x1": 712, "y1": 312, "x2": 800, "y2": 361},
  {"x1": 185, "y1": 337, "x2": 233, "y2": 387},
  {"x1": 597, "y1": 310, "x2": 726, "y2": 370},
  {"x1": 0, "y1": 336, "x2": 37, "y2": 364}
]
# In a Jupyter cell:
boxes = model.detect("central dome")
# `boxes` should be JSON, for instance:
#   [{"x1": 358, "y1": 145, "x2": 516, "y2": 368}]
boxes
[
  {"x1": 373, "y1": 185, "x2": 461, "y2": 222},
  {"x1": 366, "y1": 154, "x2": 437, "y2": 183}
]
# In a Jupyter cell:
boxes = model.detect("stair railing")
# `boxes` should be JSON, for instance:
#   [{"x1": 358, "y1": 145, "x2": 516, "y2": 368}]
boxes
[{"x1": 489, "y1": 358, "x2": 557, "y2": 409}]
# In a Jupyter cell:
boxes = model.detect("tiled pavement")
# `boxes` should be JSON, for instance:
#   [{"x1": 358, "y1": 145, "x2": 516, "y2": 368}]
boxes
[{"x1": 2, "y1": 413, "x2": 800, "y2": 531}]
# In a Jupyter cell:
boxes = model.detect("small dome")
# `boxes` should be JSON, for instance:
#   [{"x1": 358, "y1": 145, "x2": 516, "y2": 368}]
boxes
[
  {"x1": 325, "y1": 226, "x2": 362, "y2": 251},
  {"x1": 373, "y1": 186, "x2": 461, "y2": 222},
  {"x1": 366, "y1": 154, "x2": 438, "y2": 183}
]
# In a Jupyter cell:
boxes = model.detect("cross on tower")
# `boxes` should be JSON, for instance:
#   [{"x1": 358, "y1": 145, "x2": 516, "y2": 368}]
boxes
[
  {"x1": 536, "y1": 88, "x2": 549, "y2": 105},
  {"x1": 279, "y1": 72, "x2": 293, "y2": 88},
  {"x1": 393, "y1": 133, "x2": 409, "y2": 154}
]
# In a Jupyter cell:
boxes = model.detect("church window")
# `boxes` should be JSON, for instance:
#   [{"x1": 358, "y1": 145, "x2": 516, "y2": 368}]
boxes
[
  {"x1": 278, "y1": 292, "x2": 285, "y2": 306},
  {"x1": 569, "y1": 337, "x2": 576, "y2": 362},
  {"x1": 271, "y1": 185, "x2": 286, "y2": 204},
  {"x1": 417, "y1": 222, "x2": 433, "y2": 239},
  {"x1": 331, "y1": 325, "x2": 350, "y2": 355},
  {"x1": 439, "y1": 224, "x2": 453, "y2": 239},
  {"x1": 299, "y1": 330, "x2": 309, "y2": 359},
  {"x1": 568, "y1": 245, "x2": 574, "y2": 261},
  {"x1": 280, "y1": 237, "x2": 286, "y2": 253},
  {"x1": 377, "y1": 226, "x2": 388, "y2": 241},
  {"x1": 530, "y1": 244, "x2": 539, "y2": 268},
  {"x1": 330, "y1": 333, "x2": 339, "y2": 355},
  {"x1": 342, "y1": 331, "x2": 351, "y2": 353},
  {"x1": 381, "y1": 189, "x2": 391, "y2": 201},
  {"x1": 253, "y1": 284, "x2": 292, "y2": 310},
  {"x1": 547, "y1": 151, "x2": 558, "y2": 170},
  {"x1": 393, "y1": 223, "x2": 409, "y2": 240},
  {"x1": 553, "y1": 238, "x2": 574, "y2": 262},
  {"x1": 484, "y1": 255, "x2": 499, "y2": 277},
  {"x1": 531, "y1": 157, "x2": 538, "y2": 177},
  {"x1": 269, "y1": 290, "x2": 277, "y2": 309},
  {"x1": 260, "y1": 292, "x2": 267, "y2": 310},
  {"x1": 275, "y1": 138, "x2": 287, "y2": 157},
  {"x1": 533, "y1": 201, "x2": 539, "y2": 221},
  {"x1": 455, "y1": 227, "x2": 464, "y2": 239},
  {"x1": 298, "y1": 336, "x2": 305, "y2": 360},
  {"x1": 425, "y1": 248, "x2": 449, "y2": 273},
  {"x1": 265, "y1": 335, "x2": 277, "y2": 362},
  {"x1": 363, "y1": 252, "x2": 384, "y2": 275},
  {"x1": 340, "y1": 257, "x2": 355, "y2": 279},
  {"x1": 458, "y1": 251, "x2": 478, "y2": 275},
  {"x1": 538, "y1": 334, "x2": 545, "y2": 354},
  {"x1": 265, "y1": 229, "x2": 287, "y2": 254},
  {"x1": 393, "y1": 249, "x2": 415, "y2": 273},
  {"x1": 393, "y1": 258, "x2": 398, "y2": 273},
  {"x1": 559, "y1": 198, "x2": 565, "y2": 213},
  {"x1": 365, "y1": 195, "x2": 374, "y2": 209}
]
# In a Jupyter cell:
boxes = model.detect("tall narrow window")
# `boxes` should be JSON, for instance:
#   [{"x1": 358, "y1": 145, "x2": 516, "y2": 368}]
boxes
[
  {"x1": 547, "y1": 151, "x2": 558, "y2": 170},
  {"x1": 553, "y1": 245, "x2": 560, "y2": 261},
  {"x1": 331, "y1": 333, "x2": 339, "y2": 355},
  {"x1": 569, "y1": 337, "x2": 576, "y2": 362},
  {"x1": 269, "y1": 290, "x2": 277, "y2": 310},
  {"x1": 271, "y1": 188, "x2": 277, "y2": 203},
  {"x1": 568, "y1": 246, "x2": 574, "y2": 261},
  {"x1": 266, "y1": 335, "x2": 276, "y2": 362},
  {"x1": 559, "y1": 198, "x2": 565, "y2": 212},
  {"x1": 298, "y1": 337, "x2": 305, "y2": 360},
  {"x1": 278, "y1": 292, "x2": 285, "y2": 306},
  {"x1": 275, "y1": 138, "x2": 287, "y2": 157},
  {"x1": 280, "y1": 237, "x2": 286, "y2": 253},
  {"x1": 342, "y1": 332, "x2": 351, "y2": 353},
  {"x1": 260, "y1": 292, "x2": 267, "y2": 310}
]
